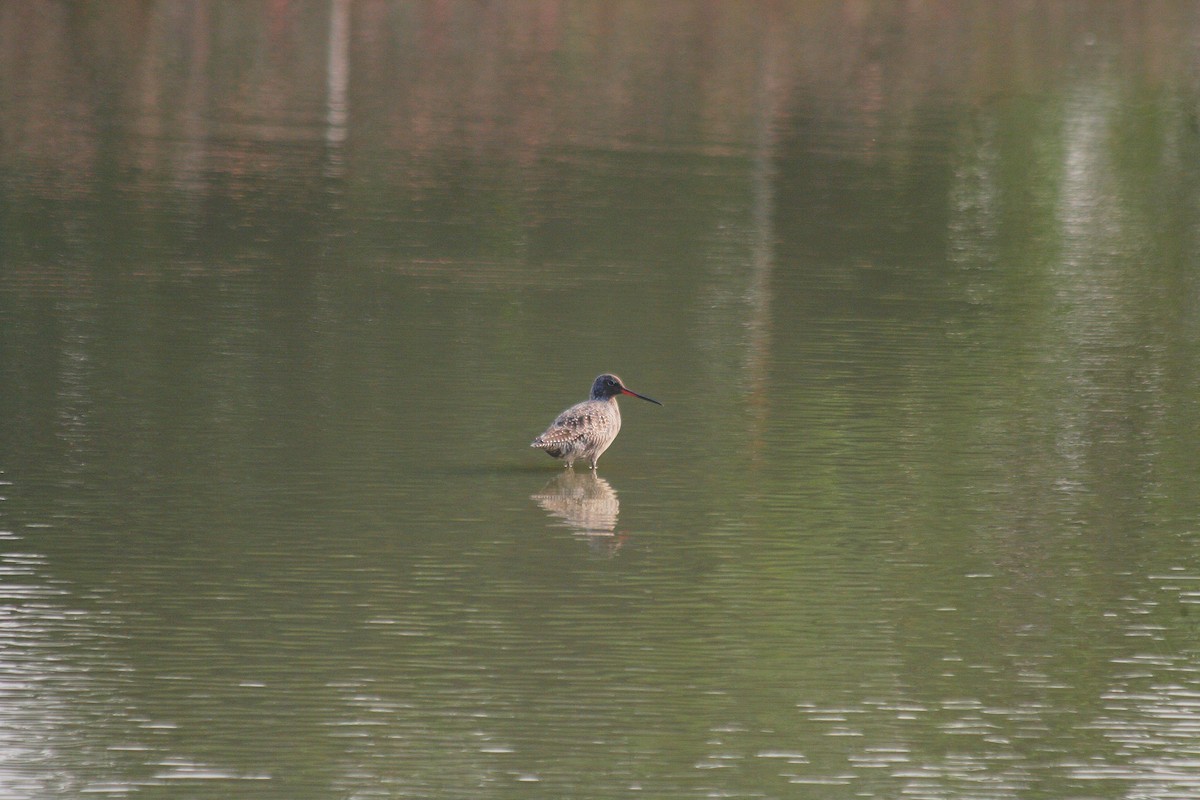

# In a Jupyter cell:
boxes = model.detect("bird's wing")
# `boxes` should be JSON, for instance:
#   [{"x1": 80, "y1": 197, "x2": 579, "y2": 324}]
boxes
[{"x1": 531, "y1": 404, "x2": 603, "y2": 449}]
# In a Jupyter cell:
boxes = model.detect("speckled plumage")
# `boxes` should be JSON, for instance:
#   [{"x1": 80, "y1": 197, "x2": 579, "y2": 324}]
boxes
[{"x1": 531, "y1": 374, "x2": 661, "y2": 470}]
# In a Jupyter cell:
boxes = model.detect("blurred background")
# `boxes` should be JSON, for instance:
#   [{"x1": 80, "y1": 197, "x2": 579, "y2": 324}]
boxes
[{"x1": 2, "y1": 2, "x2": 1200, "y2": 798}]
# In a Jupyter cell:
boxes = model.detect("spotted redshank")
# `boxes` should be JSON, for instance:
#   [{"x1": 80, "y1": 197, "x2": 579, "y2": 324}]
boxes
[{"x1": 531, "y1": 373, "x2": 662, "y2": 470}]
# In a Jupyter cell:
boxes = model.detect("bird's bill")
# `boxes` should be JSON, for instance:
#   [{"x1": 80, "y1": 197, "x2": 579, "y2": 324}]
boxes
[{"x1": 621, "y1": 388, "x2": 663, "y2": 406}]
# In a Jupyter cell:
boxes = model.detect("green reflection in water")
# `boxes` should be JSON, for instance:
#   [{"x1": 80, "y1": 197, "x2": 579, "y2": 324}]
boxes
[{"x1": 1, "y1": 2, "x2": 1200, "y2": 799}]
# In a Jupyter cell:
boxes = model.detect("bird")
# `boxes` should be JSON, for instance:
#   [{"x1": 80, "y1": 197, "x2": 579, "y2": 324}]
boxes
[{"x1": 531, "y1": 373, "x2": 662, "y2": 470}]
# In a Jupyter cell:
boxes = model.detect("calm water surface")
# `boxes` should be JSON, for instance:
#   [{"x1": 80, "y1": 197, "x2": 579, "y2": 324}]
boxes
[{"x1": 2, "y1": 2, "x2": 1200, "y2": 798}]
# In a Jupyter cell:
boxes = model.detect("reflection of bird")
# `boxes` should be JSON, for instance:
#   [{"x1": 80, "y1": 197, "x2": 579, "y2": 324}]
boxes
[
  {"x1": 531, "y1": 374, "x2": 661, "y2": 470},
  {"x1": 531, "y1": 471, "x2": 620, "y2": 537}
]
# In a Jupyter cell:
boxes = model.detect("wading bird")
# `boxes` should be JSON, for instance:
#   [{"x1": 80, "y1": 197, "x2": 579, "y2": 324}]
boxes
[{"x1": 531, "y1": 374, "x2": 661, "y2": 470}]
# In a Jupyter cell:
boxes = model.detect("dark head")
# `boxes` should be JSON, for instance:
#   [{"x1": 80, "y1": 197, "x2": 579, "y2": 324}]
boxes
[{"x1": 590, "y1": 373, "x2": 662, "y2": 405}]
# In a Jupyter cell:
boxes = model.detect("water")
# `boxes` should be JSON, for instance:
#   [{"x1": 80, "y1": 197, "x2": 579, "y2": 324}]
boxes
[{"x1": 3, "y1": 2, "x2": 1200, "y2": 798}]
